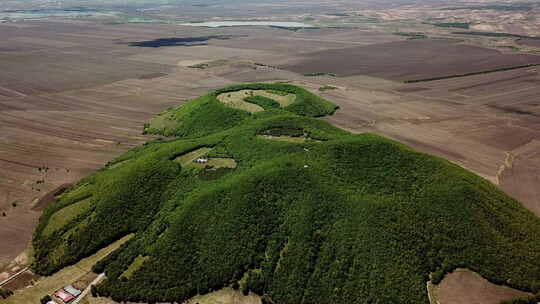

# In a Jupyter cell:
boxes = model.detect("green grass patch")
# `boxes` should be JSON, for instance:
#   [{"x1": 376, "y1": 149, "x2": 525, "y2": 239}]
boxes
[
  {"x1": 218, "y1": 90, "x2": 296, "y2": 110},
  {"x1": 174, "y1": 147, "x2": 213, "y2": 167},
  {"x1": 244, "y1": 95, "x2": 280, "y2": 110},
  {"x1": 120, "y1": 256, "x2": 149, "y2": 280},
  {"x1": 217, "y1": 91, "x2": 266, "y2": 113},
  {"x1": 42, "y1": 198, "x2": 93, "y2": 236},
  {"x1": 319, "y1": 85, "x2": 337, "y2": 91},
  {"x1": 207, "y1": 158, "x2": 237, "y2": 169},
  {"x1": 257, "y1": 135, "x2": 307, "y2": 143}
]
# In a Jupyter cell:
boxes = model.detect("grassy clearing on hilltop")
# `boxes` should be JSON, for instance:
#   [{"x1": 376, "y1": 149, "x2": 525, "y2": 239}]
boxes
[
  {"x1": 32, "y1": 84, "x2": 540, "y2": 304},
  {"x1": 143, "y1": 83, "x2": 337, "y2": 137}
]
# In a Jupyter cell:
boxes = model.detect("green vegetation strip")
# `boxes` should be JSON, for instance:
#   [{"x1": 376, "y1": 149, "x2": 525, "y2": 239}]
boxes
[
  {"x1": 303, "y1": 72, "x2": 337, "y2": 77},
  {"x1": 319, "y1": 85, "x2": 337, "y2": 91},
  {"x1": 244, "y1": 96, "x2": 280, "y2": 110},
  {"x1": 404, "y1": 63, "x2": 540, "y2": 83},
  {"x1": 394, "y1": 32, "x2": 428, "y2": 39},
  {"x1": 428, "y1": 22, "x2": 470, "y2": 29},
  {"x1": 42, "y1": 198, "x2": 93, "y2": 236},
  {"x1": 452, "y1": 31, "x2": 540, "y2": 39}
]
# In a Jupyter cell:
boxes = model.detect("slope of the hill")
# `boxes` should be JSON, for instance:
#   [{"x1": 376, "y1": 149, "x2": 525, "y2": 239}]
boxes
[{"x1": 31, "y1": 84, "x2": 540, "y2": 304}]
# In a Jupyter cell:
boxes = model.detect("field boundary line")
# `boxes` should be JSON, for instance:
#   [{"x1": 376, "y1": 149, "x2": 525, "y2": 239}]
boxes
[
  {"x1": 0, "y1": 267, "x2": 30, "y2": 287},
  {"x1": 404, "y1": 63, "x2": 540, "y2": 83}
]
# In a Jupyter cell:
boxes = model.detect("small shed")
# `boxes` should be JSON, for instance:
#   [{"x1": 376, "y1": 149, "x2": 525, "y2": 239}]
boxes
[
  {"x1": 64, "y1": 284, "x2": 82, "y2": 297},
  {"x1": 54, "y1": 289, "x2": 75, "y2": 303}
]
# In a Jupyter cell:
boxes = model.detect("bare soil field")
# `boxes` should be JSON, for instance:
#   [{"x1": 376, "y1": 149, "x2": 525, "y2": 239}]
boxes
[
  {"x1": 82, "y1": 288, "x2": 261, "y2": 304},
  {"x1": 517, "y1": 39, "x2": 540, "y2": 48},
  {"x1": 1, "y1": 15, "x2": 540, "y2": 304},
  {"x1": 280, "y1": 39, "x2": 540, "y2": 80},
  {"x1": 434, "y1": 269, "x2": 532, "y2": 304}
]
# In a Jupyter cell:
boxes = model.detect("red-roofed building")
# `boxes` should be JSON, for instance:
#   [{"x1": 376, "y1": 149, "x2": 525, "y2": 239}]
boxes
[{"x1": 54, "y1": 289, "x2": 75, "y2": 303}]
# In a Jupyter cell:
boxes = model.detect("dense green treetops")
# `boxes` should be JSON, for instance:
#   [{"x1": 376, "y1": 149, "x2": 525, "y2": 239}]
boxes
[{"x1": 32, "y1": 83, "x2": 540, "y2": 304}]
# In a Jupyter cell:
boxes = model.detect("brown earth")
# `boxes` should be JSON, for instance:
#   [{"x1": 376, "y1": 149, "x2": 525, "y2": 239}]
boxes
[
  {"x1": 434, "y1": 269, "x2": 532, "y2": 304},
  {"x1": 2, "y1": 270, "x2": 39, "y2": 291},
  {"x1": 278, "y1": 39, "x2": 540, "y2": 80},
  {"x1": 517, "y1": 39, "x2": 540, "y2": 48},
  {"x1": 32, "y1": 184, "x2": 71, "y2": 211}
]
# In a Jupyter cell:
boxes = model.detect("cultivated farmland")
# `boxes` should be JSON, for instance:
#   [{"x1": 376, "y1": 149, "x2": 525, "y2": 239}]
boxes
[{"x1": 279, "y1": 39, "x2": 540, "y2": 81}]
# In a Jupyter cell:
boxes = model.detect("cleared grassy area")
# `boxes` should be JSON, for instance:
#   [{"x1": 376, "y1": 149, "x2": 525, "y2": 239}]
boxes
[
  {"x1": 190, "y1": 288, "x2": 261, "y2": 304},
  {"x1": 83, "y1": 287, "x2": 260, "y2": 304},
  {"x1": 4, "y1": 235, "x2": 132, "y2": 304},
  {"x1": 57, "y1": 183, "x2": 92, "y2": 201},
  {"x1": 42, "y1": 198, "x2": 93, "y2": 236},
  {"x1": 174, "y1": 147, "x2": 213, "y2": 167},
  {"x1": 120, "y1": 256, "x2": 149, "y2": 280},
  {"x1": 217, "y1": 90, "x2": 296, "y2": 111},
  {"x1": 217, "y1": 91, "x2": 265, "y2": 113},
  {"x1": 257, "y1": 135, "x2": 307, "y2": 143},
  {"x1": 257, "y1": 90, "x2": 296, "y2": 107},
  {"x1": 206, "y1": 158, "x2": 238, "y2": 169},
  {"x1": 148, "y1": 113, "x2": 179, "y2": 130}
]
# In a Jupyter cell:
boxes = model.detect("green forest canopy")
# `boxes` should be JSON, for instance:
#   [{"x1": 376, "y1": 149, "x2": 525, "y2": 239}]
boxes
[{"x1": 32, "y1": 83, "x2": 540, "y2": 304}]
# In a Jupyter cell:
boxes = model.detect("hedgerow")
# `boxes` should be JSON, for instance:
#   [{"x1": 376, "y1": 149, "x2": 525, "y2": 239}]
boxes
[{"x1": 244, "y1": 95, "x2": 280, "y2": 110}]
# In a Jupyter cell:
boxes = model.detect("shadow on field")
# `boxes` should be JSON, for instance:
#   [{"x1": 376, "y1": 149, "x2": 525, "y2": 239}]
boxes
[{"x1": 127, "y1": 35, "x2": 232, "y2": 48}]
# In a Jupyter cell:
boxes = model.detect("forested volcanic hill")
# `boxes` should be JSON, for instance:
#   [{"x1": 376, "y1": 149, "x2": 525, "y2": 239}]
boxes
[{"x1": 32, "y1": 84, "x2": 540, "y2": 304}]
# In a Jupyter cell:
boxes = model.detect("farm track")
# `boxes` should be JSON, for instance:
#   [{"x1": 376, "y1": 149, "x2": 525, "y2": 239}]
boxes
[{"x1": 0, "y1": 267, "x2": 29, "y2": 288}]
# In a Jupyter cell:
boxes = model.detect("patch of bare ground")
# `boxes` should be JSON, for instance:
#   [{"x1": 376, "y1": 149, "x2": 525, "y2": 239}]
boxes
[
  {"x1": 2, "y1": 270, "x2": 39, "y2": 291},
  {"x1": 517, "y1": 39, "x2": 540, "y2": 48},
  {"x1": 83, "y1": 288, "x2": 261, "y2": 304},
  {"x1": 499, "y1": 140, "x2": 540, "y2": 216},
  {"x1": 279, "y1": 39, "x2": 540, "y2": 80},
  {"x1": 31, "y1": 183, "x2": 71, "y2": 211},
  {"x1": 433, "y1": 269, "x2": 532, "y2": 304}
]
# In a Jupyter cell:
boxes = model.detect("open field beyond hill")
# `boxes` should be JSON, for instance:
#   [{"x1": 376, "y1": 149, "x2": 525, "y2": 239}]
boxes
[
  {"x1": 1, "y1": 11, "x2": 540, "y2": 304},
  {"x1": 279, "y1": 39, "x2": 540, "y2": 81}
]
